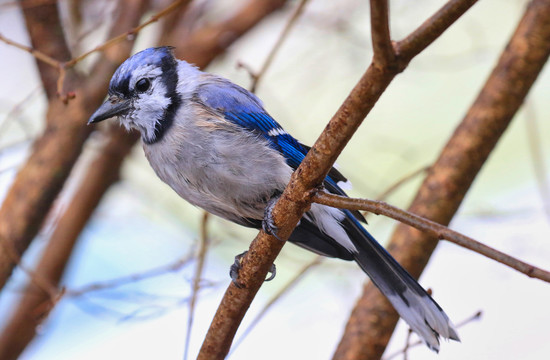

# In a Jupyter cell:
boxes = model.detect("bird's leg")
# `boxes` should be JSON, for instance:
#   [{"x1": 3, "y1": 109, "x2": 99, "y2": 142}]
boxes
[{"x1": 230, "y1": 251, "x2": 276, "y2": 287}]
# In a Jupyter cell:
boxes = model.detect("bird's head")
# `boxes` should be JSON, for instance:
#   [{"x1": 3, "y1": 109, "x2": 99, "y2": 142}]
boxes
[{"x1": 88, "y1": 47, "x2": 181, "y2": 144}]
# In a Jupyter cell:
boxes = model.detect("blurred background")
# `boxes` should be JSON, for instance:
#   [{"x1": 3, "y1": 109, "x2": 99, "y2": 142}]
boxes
[{"x1": 0, "y1": 0, "x2": 549, "y2": 359}]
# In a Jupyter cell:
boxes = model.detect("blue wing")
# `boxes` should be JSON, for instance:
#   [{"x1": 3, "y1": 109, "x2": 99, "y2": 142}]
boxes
[
  {"x1": 195, "y1": 79, "x2": 358, "y2": 204},
  {"x1": 196, "y1": 80, "x2": 308, "y2": 169}
]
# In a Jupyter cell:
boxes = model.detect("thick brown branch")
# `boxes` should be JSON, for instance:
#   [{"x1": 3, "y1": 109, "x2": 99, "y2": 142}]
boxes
[
  {"x1": 314, "y1": 192, "x2": 550, "y2": 282},
  {"x1": 334, "y1": 1, "x2": 550, "y2": 358}
]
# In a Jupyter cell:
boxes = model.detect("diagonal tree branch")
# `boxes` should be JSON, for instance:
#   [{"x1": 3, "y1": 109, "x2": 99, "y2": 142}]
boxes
[
  {"x1": 333, "y1": 0, "x2": 550, "y2": 358},
  {"x1": 197, "y1": 2, "x2": 478, "y2": 359},
  {"x1": 396, "y1": 0, "x2": 479, "y2": 64}
]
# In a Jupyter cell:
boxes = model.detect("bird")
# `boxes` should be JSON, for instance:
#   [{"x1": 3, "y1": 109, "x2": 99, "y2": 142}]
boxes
[{"x1": 88, "y1": 46, "x2": 459, "y2": 351}]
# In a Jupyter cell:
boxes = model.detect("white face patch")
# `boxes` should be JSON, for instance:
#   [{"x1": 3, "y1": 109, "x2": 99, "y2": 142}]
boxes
[{"x1": 118, "y1": 65, "x2": 171, "y2": 143}]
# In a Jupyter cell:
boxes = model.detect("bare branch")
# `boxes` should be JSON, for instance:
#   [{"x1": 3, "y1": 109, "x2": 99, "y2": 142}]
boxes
[
  {"x1": 383, "y1": 310, "x2": 483, "y2": 360},
  {"x1": 198, "y1": 0, "x2": 479, "y2": 358},
  {"x1": 370, "y1": 0, "x2": 395, "y2": 67},
  {"x1": 313, "y1": 192, "x2": 550, "y2": 283},
  {"x1": 248, "y1": 0, "x2": 310, "y2": 93},
  {"x1": 396, "y1": 0, "x2": 479, "y2": 65},
  {"x1": 184, "y1": 212, "x2": 210, "y2": 360},
  {"x1": 65, "y1": 0, "x2": 191, "y2": 68}
]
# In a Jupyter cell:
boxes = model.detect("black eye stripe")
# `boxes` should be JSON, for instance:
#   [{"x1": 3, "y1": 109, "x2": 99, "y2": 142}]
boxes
[{"x1": 135, "y1": 78, "x2": 151, "y2": 93}]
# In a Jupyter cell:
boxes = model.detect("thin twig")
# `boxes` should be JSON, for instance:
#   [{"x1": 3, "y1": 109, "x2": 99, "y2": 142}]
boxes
[
  {"x1": 184, "y1": 212, "x2": 210, "y2": 360},
  {"x1": 0, "y1": 33, "x2": 62, "y2": 68},
  {"x1": 0, "y1": 0, "x2": 189, "y2": 101},
  {"x1": 313, "y1": 192, "x2": 550, "y2": 283},
  {"x1": 375, "y1": 166, "x2": 430, "y2": 201},
  {"x1": 525, "y1": 105, "x2": 550, "y2": 225},
  {"x1": 0, "y1": 237, "x2": 59, "y2": 301},
  {"x1": 383, "y1": 310, "x2": 483, "y2": 360},
  {"x1": 396, "y1": 0, "x2": 479, "y2": 66},
  {"x1": 245, "y1": 0, "x2": 311, "y2": 93},
  {"x1": 67, "y1": 254, "x2": 193, "y2": 297},
  {"x1": 65, "y1": 0, "x2": 190, "y2": 68}
]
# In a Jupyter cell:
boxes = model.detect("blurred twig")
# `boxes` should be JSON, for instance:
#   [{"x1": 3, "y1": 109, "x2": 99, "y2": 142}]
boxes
[
  {"x1": 383, "y1": 310, "x2": 483, "y2": 360},
  {"x1": 184, "y1": 212, "x2": 210, "y2": 360},
  {"x1": 374, "y1": 166, "x2": 430, "y2": 201},
  {"x1": 0, "y1": 86, "x2": 41, "y2": 141},
  {"x1": 525, "y1": 104, "x2": 550, "y2": 225},
  {"x1": 239, "y1": 0, "x2": 311, "y2": 93},
  {"x1": 67, "y1": 253, "x2": 194, "y2": 298},
  {"x1": 0, "y1": 0, "x2": 189, "y2": 102}
]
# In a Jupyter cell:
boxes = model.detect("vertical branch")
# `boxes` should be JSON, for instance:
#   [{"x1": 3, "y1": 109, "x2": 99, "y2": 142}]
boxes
[
  {"x1": 184, "y1": 212, "x2": 210, "y2": 360},
  {"x1": 370, "y1": 0, "x2": 394, "y2": 67},
  {"x1": 333, "y1": 0, "x2": 550, "y2": 358},
  {"x1": 249, "y1": 0, "x2": 310, "y2": 92}
]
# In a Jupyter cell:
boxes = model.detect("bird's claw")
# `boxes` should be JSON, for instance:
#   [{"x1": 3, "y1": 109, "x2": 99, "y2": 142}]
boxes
[
  {"x1": 229, "y1": 251, "x2": 276, "y2": 287},
  {"x1": 262, "y1": 196, "x2": 283, "y2": 241}
]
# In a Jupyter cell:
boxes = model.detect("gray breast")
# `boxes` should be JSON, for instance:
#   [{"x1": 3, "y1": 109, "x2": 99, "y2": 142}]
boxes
[{"x1": 143, "y1": 104, "x2": 293, "y2": 223}]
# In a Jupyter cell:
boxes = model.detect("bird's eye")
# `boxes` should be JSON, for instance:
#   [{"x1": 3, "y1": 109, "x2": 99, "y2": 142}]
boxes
[{"x1": 135, "y1": 78, "x2": 151, "y2": 93}]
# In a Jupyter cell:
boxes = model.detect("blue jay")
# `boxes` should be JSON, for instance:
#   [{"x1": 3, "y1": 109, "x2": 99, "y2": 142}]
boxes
[{"x1": 89, "y1": 47, "x2": 459, "y2": 351}]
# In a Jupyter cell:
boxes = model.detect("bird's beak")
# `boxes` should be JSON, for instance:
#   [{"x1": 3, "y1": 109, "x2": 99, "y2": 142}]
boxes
[{"x1": 88, "y1": 98, "x2": 131, "y2": 125}]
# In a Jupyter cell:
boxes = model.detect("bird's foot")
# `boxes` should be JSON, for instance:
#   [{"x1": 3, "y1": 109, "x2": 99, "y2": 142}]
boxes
[
  {"x1": 262, "y1": 195, "x2": 283, "y2": 241},
  {"x1": 229, "y1": 251, "x2": 276, "y2": 288}
]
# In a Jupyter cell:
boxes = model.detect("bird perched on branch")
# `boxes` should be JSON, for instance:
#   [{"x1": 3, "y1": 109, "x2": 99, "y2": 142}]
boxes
[{"x1": 89, "y1": 47, "x2": 459, "y2": 351}]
